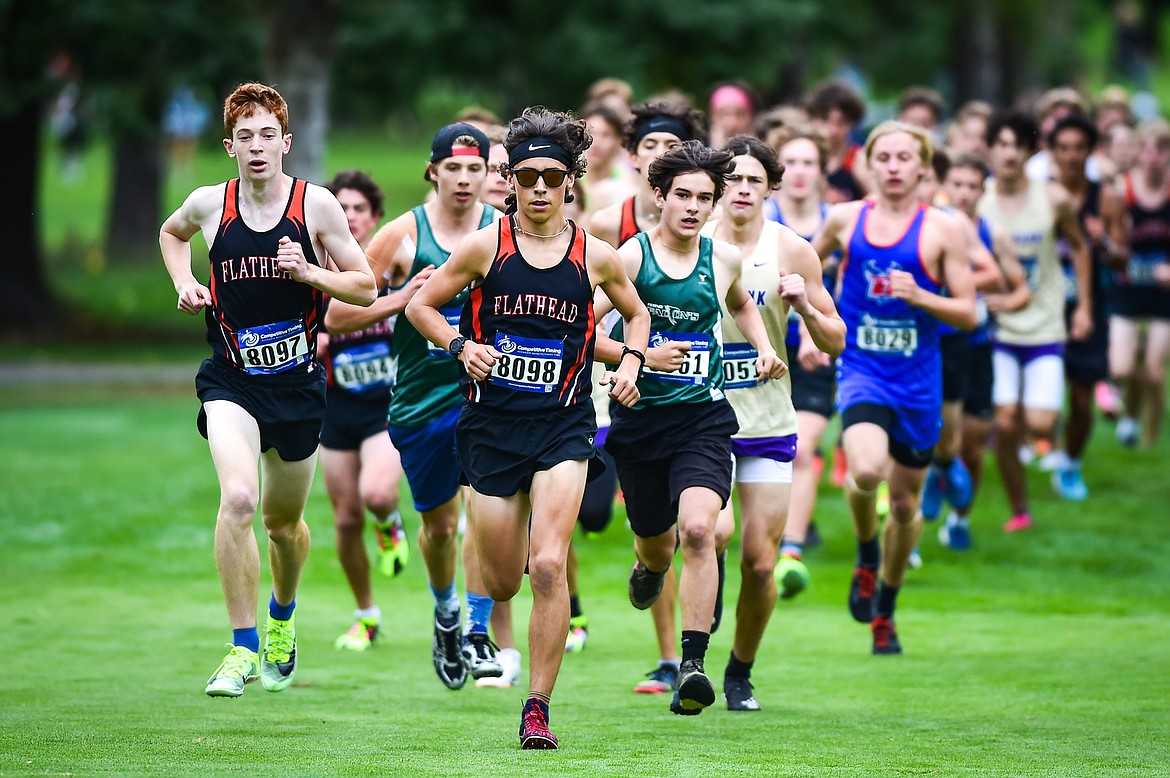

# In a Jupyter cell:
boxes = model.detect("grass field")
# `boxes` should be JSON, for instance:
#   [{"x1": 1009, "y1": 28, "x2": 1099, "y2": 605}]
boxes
[{"x1": 1, "y1": 367, "x2": 1168, "y2": 777}]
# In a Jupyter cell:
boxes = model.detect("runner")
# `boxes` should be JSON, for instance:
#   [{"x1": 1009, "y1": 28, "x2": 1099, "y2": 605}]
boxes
[
  {"x1": 600, "y1": 140, "x2": 787, "y2": 713},
  {"x1": 707, "y1": 134, "x2": 843, "y2": 709},
  {"x1": 805, "y1": 80, "x2": 871, "y2": 203},
  {"x1": 813, "y1": 121, "x2": 977, "y2": 654},
  {"x1": 1109, "y1": 117, "x2": 1170, "y2": 449},
  {"x1": 317, "y1": 170, "x2": 408, "y2": 652},
  {"x1": 406, "y1": 105, "x2": 650, "y2": 748},
  {"x1": 160, "y1": 83, "x2": 377, "y2": 697},
  {"x1": 936, "y1": 154, "x2": 1031, "y2": 548},
  {"x1": 361, "y1": 122, "x2": 503, "y2": 690},
  {"x1": 979, "y1": 111, "x2": 1094, "y2": 532}
]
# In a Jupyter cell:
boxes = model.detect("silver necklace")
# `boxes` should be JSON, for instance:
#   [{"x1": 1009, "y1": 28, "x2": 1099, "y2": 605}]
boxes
[{"x1": 515, "y1": 220, "x2": 570, "y2": 239}]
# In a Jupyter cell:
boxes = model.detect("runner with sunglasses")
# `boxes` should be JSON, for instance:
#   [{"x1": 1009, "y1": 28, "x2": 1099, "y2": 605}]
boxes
[
  {"x1": 356, "y1": 123, "x2": 503, "y2": 691},
  {"x1": 408, "y1": 106, "x2": 649, "y2": 749}
]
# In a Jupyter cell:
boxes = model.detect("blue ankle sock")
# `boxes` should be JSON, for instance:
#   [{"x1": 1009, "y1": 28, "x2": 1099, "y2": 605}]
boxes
[
  {"x1": 269, "y1": 593, "x2": 295, "y2": 621},
  {"x1": 430, "y1": 583, "x2": 460, "y2": 620},
  {"x1": 466, "y1": 592, "x2": 494, "y2": 633},
  {"x1": 233, "y1": 627, "x2": 260, "y2": 654}
]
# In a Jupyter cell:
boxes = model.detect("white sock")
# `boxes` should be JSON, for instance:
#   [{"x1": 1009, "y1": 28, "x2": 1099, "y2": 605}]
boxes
[{"x1": 355, "y1": 605, "x2": 382, "y2": 622}]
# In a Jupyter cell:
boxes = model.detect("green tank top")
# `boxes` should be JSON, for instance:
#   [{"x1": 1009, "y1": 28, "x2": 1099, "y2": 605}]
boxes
[
  {"x1": 614, "y1": 233, "x2": 725, "y2": 407},
  {"x1": 388, "y1": 203, "x2": 497, "y2": 429}
]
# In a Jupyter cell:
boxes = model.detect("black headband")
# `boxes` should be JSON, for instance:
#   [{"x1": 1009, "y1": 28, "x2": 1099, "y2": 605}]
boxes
[
  {"x1": 509, "y1": 137, "x2": 572, "y2": 168},
  {"x1": 632, "y1": 116, "x2": 691, "y2": 147}
]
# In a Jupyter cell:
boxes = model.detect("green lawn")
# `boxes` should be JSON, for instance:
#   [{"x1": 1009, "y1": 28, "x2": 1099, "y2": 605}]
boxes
[{"x1": 1, "y1": 373, "x2": 1168, "y2": 776}]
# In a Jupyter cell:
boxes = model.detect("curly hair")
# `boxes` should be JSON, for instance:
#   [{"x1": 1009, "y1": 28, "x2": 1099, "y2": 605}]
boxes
[
  {"x1": 500, "y1": 106, "x2": 592, "y2": 212},
  {"x1": 647, "y1": 140, "x2": 736, "y2": 201}
]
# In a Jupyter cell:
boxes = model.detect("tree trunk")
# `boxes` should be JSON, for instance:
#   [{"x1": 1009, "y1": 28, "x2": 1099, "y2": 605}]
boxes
[
  {"x1": 952, "y1": 3, "x2": 1002, "y2": 105},
  {"x1": 105, "y1": 135, "x2": 164, "y2": 264},
  {"x1": 266, "y1": 0, "x2": 336, "y2": 185},
  {"x1": 0, "y1": 100, "x2": 55, "y2": 328}
]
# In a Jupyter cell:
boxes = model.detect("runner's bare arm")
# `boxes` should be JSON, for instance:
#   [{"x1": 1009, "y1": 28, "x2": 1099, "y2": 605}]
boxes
[
  {"x1": 588, "y1": 237, "x2": 647, "y2": 406},
  {"x1": 778, "y1": 230, "x2": 845, "y2": 357},
  {"x1": 160, "y1": 184, "x2": 221, "y2": 315},
  {"x1": 888, "y1": 212, "x2": 977, "y2": 329},
  {"x1": 326, "y1": 218, "x2": 427, "y2": 334},
  {"x1": 281, "y1": 187, "x2": 375, "y2": 306},
  {"x1": 1051, "y1": 183, "x2": 1093, "y2": 340},
  {"x1": 405, "y1": 229, "x2": 496, "y2": 380},
  {"x1": 984, "y1": 223, "x2": 1031, "y2": 314}
]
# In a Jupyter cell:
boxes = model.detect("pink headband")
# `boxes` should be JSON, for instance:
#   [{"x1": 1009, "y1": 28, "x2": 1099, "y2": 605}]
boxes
[{"x1": 710, "y1": 85, "x2": 753, "y2": 112}]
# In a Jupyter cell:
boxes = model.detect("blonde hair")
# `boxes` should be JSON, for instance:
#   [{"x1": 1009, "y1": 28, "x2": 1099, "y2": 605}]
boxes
[
  {"x1": 769, "y1": 120, "x2": 830, "y2": 173},
  {"x1": 1137, "y1": 117, "x2": 1170, "y2": 149},
  {"x1": 864, "y1": 120, "x2": 933, "y2": 167}
]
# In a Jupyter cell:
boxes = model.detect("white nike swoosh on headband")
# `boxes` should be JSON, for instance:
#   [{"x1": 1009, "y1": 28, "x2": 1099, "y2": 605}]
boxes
[{"x1": 528, "y1": 143, "x2": 551, "y2": 151}]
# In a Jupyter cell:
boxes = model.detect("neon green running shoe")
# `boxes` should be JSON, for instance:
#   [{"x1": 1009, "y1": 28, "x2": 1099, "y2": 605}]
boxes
[
  {"x1": 775, "y1": 554, "x2": 810, "y2": 600},
  {"x1": 261, "y1": 614, "x2": 298, "y2": 692},
  {"x1": 564, "y1": 615, "x2": 588, "y2": 653},
  {"x1": 876, "y1": 480, "x2": 891, "y2": 520},
  {"x1": 375, "y1": 516, "x2": 410, "y2": 578},
  {"x1": 334, "y1": 618, "x2": 378, "y2": 652},
  {"x1": 205, "y1": 644, "x2": 259, "y2": 698}
]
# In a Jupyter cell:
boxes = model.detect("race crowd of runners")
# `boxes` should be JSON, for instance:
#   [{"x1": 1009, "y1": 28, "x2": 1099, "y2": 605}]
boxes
[{"x1": 161, "y1": 76, "x2": 1170, "y2": 749}]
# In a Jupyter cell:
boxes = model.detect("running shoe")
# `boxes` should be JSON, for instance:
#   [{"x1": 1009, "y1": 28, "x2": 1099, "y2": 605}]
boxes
[
  {"x1": 333, "y1": 618, "x2": 378, "y2": 651},
  {"x1": 1052, "y1": 465, "x2": 1089, "y2": 501},
  {"x1": 634, "y1": 661, "x2": 679, "y2": 694},
  {"x1": 564, "y1": 616, "x2": 588, "y2": 653},
  {"x1": 938, "y1": 513, "x2": 972, "y2": 551},
  {"x1": 205, "y1": 644, "x2": 259, "y2": 698},
  {"x1": 711, "y1": 551, "x2": 727, "y2": 634},
  {"x1": 724, "y1": 674, "x2": 761, "y2": 712},
  {"x1": 374, "y1": 516, "x2": 409, "y2": 577},
  {"x1": 432, "y1": 610, "x2": 468, "y2": 690},
  {"x1": 462, "y1": 630, "x2": 503, "y2": 680},
  {"x1": 1116, "y1": 416, "x2": 1139, "y2": 448},
  {"x1": 775, "y1": 554, "x2": 810, "y2": 600},
  {"x1": 908, "y1": 546, "x2": 923, "y2": 569},
  {"x1": 830, "y1": 446, "x2": 848, "y2": 488},
  {"x1": 920, "y1": 465, "x2": 944, "y2": 520},
  {"x1": 875, "y1": 481, "x2": 890, "y2": 519},
  {"x1": 944, "y1": 457, "x2": 974, "y2": 511},
  {"x1": 478, "y1": 647, "x2": 522, "y2": 688},
  {"x1": 670, "y1": 658, "x2": 715, "y2": 715},
  {"x1": 1018, "y1": 444, "x2": 1036, "y2": 466},
  {"x1": 1096, "y1": 380, "x2": 1121, "y2": 419},
  {"x1": 628, "y1": 561, "x2": 667, "y2": 610},
  {"x1": 871, "y1": 615, "x2": 902, "y2": 655},
  {"x1": 848, "y1": 566, "x2": 877, "y2": 623},
  {"x1": 1037, "y1": 449, "x2": 1070, "y2": 473},
  {"x1": 260, "y1": 614, "x2": 297, "y2": 692},
  {"x1": 1003, "y1": 513, "x2": 1034, "y2": 533},
  {"x1": 519, "y1": 702, "x2": 558, "y2": 749}
]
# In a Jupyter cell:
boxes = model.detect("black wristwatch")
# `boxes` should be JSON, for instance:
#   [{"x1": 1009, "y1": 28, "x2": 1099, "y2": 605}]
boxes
[{"x1": 448, "y1": 336, "x2": 469, "y2": 358}]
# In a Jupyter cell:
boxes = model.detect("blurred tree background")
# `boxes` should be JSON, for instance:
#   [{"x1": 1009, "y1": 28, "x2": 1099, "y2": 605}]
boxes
[{"x1": 2, "y1": 0, "x2": 1165, "y2": 332}]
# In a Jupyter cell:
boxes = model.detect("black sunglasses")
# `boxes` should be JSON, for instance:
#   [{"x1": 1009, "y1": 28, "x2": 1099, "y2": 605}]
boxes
[{"x1": 512, "y1": 167, "x2": 570, "y2": 188}]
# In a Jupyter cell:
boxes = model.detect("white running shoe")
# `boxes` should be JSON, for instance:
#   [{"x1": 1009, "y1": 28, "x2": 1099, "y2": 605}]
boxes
[{"x1": 476, "y1": 647, "x2": 522, "y2": 688}]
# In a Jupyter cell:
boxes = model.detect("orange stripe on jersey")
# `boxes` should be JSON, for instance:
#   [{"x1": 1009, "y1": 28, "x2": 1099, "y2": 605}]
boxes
[
  {"x1": 557, "y1": 297, "x2": 595, "y2": 403},
  {"x1": 220, "y1": 179, "x2": 239, "y2": 230},
  {"x1": 469, "y1": 284, "x2": 485, "y2": 343},
  {"x1": 619, "y1": 197, "x2": 638, "y2": 245},
  {"x1": 287, "y1": 179, "x2": 308, "y2": 235}
]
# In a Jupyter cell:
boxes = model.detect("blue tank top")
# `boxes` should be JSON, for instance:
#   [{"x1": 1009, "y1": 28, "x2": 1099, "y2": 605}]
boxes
[{"x1": 837, "y1": 202, "x2": 941, "y2": 413}]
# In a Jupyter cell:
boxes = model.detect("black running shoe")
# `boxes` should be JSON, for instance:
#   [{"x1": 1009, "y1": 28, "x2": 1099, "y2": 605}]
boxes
[
  {"x1": 670, "y1": 658, "x2": 715, "y2": 715},
  {"x1": 724, "y1": 674, "x2": 761, "y2": 712},
  {"x1": 871, "y1": 615, "x2": 902, "y2": 655},
  {"x1": 848, "y1": 566, "x2": 878, "y2": 624},
  {"x1": 628, "y1": 561, "x2": 667, "y2": 610},
  {"x1": 711, "y1": 550, "x2": 727, "y2": 634},
  {"x1": 432, "y1": 610, "x2": 468, "y2": 690}
]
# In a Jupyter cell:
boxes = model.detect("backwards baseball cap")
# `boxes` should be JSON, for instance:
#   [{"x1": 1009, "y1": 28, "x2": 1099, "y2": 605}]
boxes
[{"x1": 429, "y1": 122, "x2": 490, "y2": 163}]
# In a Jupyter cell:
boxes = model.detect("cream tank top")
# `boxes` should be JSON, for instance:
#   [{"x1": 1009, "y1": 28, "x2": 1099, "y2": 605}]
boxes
[
  {"x1": 703, "y1": 220, "x2": 797, "y2": 438},
  {"x1": 978, "y1": 180, "x2": 1066, "y2": 344}
]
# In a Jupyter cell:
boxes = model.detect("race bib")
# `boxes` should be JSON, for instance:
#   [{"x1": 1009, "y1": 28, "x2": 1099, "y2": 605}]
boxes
[
  {"x1": 1019, "y1": 255, "x2": 1040, "y2": 290},
  {"x1": 644, "y1": 331, "x2": 711, "y2": 385},
  {"x1": 333, "y1": 342, "x2": 395, "y2": 392},
  {"x1": 1127, "y1": 251, "x2": 1166, "y2": 286},
  {"x1": 857, "y1": 323, "x2": 918, "y2": 355},
  {"x1": 489, "y1": 333, "x2": 563, "y2": 394},
  {"x1": 427, "y1": 307, "x2": 464, "y2": 358},
  {"x1": 722, "y1": 342, "x2": 760, "y2": 390},
  {"x1": 238, "y1": 319, "x2": 310, "y2": 375}
]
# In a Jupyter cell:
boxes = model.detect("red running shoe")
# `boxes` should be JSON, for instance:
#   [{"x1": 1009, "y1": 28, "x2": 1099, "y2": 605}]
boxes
[
  {"x1": 519, "y1": 704, "x2": 558, "y2": 750},
  {"x1": 871, "y1": 615, "x2": 902, "y2": 655}
]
